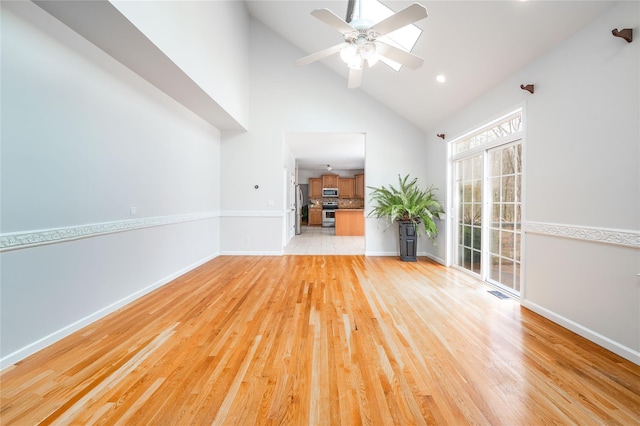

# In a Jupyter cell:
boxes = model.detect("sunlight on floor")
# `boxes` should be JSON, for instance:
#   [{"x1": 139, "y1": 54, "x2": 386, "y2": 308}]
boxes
[{"x1": 284, "y1": 226, "x2": 365, "y2": 255}]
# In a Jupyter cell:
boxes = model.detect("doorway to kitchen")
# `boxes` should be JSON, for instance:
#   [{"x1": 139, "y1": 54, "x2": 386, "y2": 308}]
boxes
[
  {"x1": 284, "y1": 132, "x2": 366, "y2": 255},
  {"x1": 450, "y1": 109, "x2": 524, "y2": 296}
]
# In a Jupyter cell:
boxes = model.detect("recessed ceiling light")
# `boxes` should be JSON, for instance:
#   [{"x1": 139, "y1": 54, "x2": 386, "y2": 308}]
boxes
[{"x1": 436, "y1": 74, "x2": 446, "y2": 83}]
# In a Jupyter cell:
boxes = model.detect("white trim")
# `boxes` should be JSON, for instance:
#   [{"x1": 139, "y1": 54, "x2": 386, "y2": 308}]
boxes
[
  {"x1": 422, "y1": 252, "x2": 446, "y2": 265},
  {"x1": 0, "y1": 252, "x2": 220, "y2": 370},
  {"x1": 364, "y1": 250, "x2": 397, "y2": 256},
  {"x1": 0, "y1": 211, "x2": 218, "y2": 252},
  {"x1": 220, "y1": 250, "x2": 283, "y2": 256},
  {"x1": 450, "y1": 131, "x2": 523, "y2": 162},
  {"x1": 522, "y1": 299, "x2": 640, "y2": 366},
  {"x1": 448, "y1": 106, "x2": 524, "y2": 146},
  {"x1": 219, "y1": 210, "x2": 285, "y2": 218},
  {"x1": 524, "y1": 221, "x2": 640, "y2": 249}
]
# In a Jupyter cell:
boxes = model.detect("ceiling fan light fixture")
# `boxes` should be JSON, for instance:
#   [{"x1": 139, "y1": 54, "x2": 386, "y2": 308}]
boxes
[
  {"x1": 360, "y1": 41, "x2": 378, "y2": 66},
  {"x1": 341, "y1": 39, "x2": 378, "y2": 69},
  {"x1": 339, "y1": 44, "x2": 357, "y2": 64}
]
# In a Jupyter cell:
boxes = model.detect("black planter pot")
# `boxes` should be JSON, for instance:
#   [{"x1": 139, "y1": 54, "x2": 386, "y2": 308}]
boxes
[{"x1": 398, "y1": 220, "x2": 418, "y2": 262}]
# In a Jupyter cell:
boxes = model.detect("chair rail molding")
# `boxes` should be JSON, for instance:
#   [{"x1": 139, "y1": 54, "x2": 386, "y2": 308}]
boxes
[
  {"x1": 219, "y1": 210, "x2": 286, "y2": 218},
  {"x1": 0, "y1": 211, "x2": 218, "y2": 252},
  {"x1": 524, "y1": 221, "x2": 640, "y2": 248}
]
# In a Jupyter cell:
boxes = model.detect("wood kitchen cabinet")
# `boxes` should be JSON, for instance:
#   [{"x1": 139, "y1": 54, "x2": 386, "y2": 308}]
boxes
[
  {"x1": 339, "y1": 178, "x2": 355, "y2": 199},
  {"x1": 322, "y1": 174, "x2": 339, "y2": 189},
  {"x1": 309, "y1": 178, "x2": 322, "y2": 198},
  {"x1": 355, "y1": 174, "x2": 365, "y2": 199},
  {"x1": 309, "y1": 208, "x2": 322, "y2": 226},
  {"x1": 335, "y1": 209, "x2": 364, "y2": 236}
]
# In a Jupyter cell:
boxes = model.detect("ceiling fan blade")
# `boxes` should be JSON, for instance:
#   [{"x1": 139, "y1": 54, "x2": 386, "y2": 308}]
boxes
[
  {"x1": 295, "y1": 43, "x2": 346, "y2": 66},
  {"x1": 369, "y1": 3, "x2": 428, "y2": 37},
  {"x1": 311, "y1": 8, "x2": 355, "y2": 35},
  {"x1": 376, "y1": 41, "x2": 424, "y2": 69}
]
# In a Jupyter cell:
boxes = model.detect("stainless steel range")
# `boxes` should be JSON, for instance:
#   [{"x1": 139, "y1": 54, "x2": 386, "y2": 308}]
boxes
[{"x1": 322, "y1": 201, "x2": 338, "y2": 227}]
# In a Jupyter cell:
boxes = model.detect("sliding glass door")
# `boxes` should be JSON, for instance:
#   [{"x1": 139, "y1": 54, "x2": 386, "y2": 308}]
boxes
[{"x1": 451, "y1": 111, "x2": 523, "y2": 295}]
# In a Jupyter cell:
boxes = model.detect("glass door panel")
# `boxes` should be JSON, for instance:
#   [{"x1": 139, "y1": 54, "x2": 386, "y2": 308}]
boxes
[
  {"x1": 454, "y1": 154, "x2": 482, "y2": 275},
  {"x1": 487, "y1": 143, "x2": 522, "y2": 293}
]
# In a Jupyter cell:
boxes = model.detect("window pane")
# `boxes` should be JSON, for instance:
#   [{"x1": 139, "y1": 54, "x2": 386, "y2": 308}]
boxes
[
  {"x1": 463, "y1": 225, "x2": 472, "y2": 246},
  {"x1": 502, "y1": 147, "x2": 517, "y2": 174},
  {"x1": 502, "y1": 176, "x2": 515, "y2": 202},
  {"x1": 463, "y1": 204, "x2": 473, "y2": 224},
  {"x1": 463, "y1": 248, "x2": 471, "y2": 267},
  {"x1": 490, "y1": 230, "x2": 500, "y2": 254},
  {"x1": 489, "y1": 255, "x2": 500, "y2": 281},
  {"x1": 471, "y1": 226, "x2": 481, "y2": 251},
  {"x1": 472, "y1": 179, "x2": 482, "y2": 203},
  {"x1": 472, "y1": 203, "x2": 482, "y2": 225},
  {"x1": 503, "y1": 204, "x2": 514, "y2": 222},
  {"x1": 489, "y1": 151, "x2": 501, "y2": 177},
  {"x1": 472, "y1": 250, "x2": 481, "y2": 274}
]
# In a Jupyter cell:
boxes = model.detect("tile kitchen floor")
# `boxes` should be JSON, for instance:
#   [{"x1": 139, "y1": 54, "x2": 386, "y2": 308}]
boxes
[{"x1": 284, "y1": 226, "x2": 364, "y2": 255}]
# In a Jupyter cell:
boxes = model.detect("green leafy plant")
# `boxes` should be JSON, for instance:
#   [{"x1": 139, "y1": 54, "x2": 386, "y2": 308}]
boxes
[{"x1": 368, "y1": 174, "x2": 444, "y2": 243}]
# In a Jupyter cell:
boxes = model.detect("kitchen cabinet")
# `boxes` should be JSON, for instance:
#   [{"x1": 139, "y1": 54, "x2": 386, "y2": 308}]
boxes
[
  {"x1": 339, "y1": 178, "x2": 355, "y2": 199},
  {"x1": 355, "y1": 174, "x2": 365, "y2": 199},
  {"x1": 309, "y1": 178, "x2": 322, "y2": 198},
  {"x1": 322, "y1": 174, "x2": 339, "y2": 189},
  {"x1": 335, "y1": 209, "x2": 364, "y2": 236},
  {"x1": 309, "y1": 208, "x2": 322, "y2": 226}
]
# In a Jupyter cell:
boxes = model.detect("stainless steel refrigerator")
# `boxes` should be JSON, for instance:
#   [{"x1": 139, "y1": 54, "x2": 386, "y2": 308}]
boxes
[{"x1": 295, "y1": 185, "x2": 303, "y2": 235}]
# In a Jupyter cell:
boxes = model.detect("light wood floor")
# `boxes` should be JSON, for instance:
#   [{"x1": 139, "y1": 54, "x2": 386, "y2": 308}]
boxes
[{"x1": 2, "y1": 256, "x2": 639, "y2": 424}]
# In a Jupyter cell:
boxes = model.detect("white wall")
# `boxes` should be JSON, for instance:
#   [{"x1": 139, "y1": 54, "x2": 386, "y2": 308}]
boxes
[
  {"x1": 0, "y1": 2, "x2": 222, "y2": 366},
  {"x1": 220, "y1": 18, "x2": 432, "y2": 255},
  {"x1": 425, "y1": 2, "x2": 639, "y2": 364},
  {"x1": 111, "y1": 0, "x2": 250, "y2": 130}
]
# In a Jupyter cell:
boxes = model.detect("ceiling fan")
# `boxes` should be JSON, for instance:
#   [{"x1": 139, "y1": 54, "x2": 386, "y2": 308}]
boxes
[{"x1": 295, "y1": 0, "x2": 428, "y2": 89}]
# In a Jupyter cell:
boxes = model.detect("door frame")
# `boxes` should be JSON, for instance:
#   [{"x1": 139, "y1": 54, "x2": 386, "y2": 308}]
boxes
[{"x1": 446, "y1": 106, "x2": 526, "y2": 296}]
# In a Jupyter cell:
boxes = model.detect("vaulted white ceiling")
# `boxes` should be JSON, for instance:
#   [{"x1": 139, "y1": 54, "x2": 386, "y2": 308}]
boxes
[
  {"x1": 246, "y1": 1, "x2": 615, "y2": 134},
  {"x1": 32, "y1": 1, "x2": 618, "y2": 173}
]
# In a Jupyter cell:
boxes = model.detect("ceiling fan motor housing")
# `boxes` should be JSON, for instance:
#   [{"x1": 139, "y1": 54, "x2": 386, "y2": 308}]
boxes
[{"x1": 342, "y1": 25, "x2": 378, "y2": 69}]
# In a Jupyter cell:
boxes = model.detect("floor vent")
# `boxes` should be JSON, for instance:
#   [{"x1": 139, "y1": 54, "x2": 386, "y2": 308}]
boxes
[{"x1": 488, "y1": 290, "x2": 510, "y2": 300}]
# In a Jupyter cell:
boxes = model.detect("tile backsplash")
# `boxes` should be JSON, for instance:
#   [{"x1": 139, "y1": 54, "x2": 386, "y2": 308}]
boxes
[{"x1": 309, "y1": 198, "x2": 364, "y2": 209}]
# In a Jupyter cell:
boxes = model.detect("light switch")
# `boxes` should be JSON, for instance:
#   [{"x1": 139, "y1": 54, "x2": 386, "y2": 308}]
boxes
[
  {"x1": 268, "y1": 200, "x2": 275, "y2": 207},
  {"x1": 130, "y1": 207, "x2": 137, "y2": 216}
]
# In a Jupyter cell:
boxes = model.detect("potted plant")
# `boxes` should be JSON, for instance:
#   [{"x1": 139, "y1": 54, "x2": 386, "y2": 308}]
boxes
[{"x1": 368, "y1": 174, "x2": 444, "y2": 261}]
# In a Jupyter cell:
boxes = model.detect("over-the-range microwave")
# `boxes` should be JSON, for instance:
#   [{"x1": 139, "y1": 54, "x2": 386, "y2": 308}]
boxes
[{"x1": 322, "y1": 188, "x2": 339, "y2": 197}]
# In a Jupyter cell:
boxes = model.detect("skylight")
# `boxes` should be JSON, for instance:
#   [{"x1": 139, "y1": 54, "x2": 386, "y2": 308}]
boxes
[{"x1": 360, "y1": 0, "x2": 423, "y2": 71}]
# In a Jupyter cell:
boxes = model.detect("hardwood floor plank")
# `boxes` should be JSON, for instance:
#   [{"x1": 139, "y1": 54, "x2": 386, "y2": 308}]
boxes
[{"x1": 2, "y1": 255, "x2": 639, "y2": 424}]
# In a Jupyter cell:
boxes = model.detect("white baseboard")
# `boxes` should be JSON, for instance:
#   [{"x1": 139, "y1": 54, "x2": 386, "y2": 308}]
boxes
[
  {"x1": 220, "y1": 250, "x2": 282, "y2": 256},
  {"x1": 364, "y1": 251, "x2": 397, "y2": 257},
  {"x1": 421, "y1": 252, "x2": 445, "y2": 265},
  {"x1": 522, "y1": 299, "x2": 640, "y2": 366},
  {"x1": 0, "y1": 252, "x2": 219, "y2": 370},
  {"x1": 363, "y1": 251, "x2": 445, "y2": 265}
]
